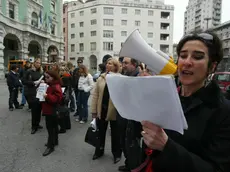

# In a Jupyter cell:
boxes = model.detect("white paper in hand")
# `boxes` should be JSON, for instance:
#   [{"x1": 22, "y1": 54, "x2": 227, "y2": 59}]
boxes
[
  {"x1": 36, "y1": 83, "x2": 48, "y2": 102},
  {"x1": 90, "y1": 118, "x2": 97, "y2": 132},
  {"x1": 106, "y1": 75, "x2": 188, "y2": 135}
]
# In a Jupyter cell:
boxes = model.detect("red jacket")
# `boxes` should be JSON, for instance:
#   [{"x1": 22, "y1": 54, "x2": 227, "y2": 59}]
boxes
[{"x1": 42, "y1": 81, "x2": 63, "y2": 115}]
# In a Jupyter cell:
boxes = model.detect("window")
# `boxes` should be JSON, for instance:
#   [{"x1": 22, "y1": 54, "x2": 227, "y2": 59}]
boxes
[
  {"x1": 63, "y1": 18, "x2": 65, "y2": 23},
  {"x1": 135, "y1": 9, "x2": 141, "y2": 15},
  {"x1": 148, "y1": 10, "x2": 153, "y2": 16},
  {"x1": 71, "y1": 34, "x2": 75, "y2": 39},
  {"x1": 121, "y1": 8, "x2": 127, "y2": 14},
  {"x1": 135, "y1": 21, "x2": 140, "y2": 26},
  {"x1": 103, "y1": 19, "x2": 113, "y2": 26},
  {"x1": 71, "y1": 12, "x2": 75, "y2": 18},
  {"x1": 31, "y1": 12, "x2": 38, "y2": 27},
  {"x1": 91, "y1": 19, "x2": 97, "y2": 25},
  {"x1": 148, "y1": 21, "x2": 153, "y2": 27},
  {"x1": 91, "y1": 8, "x2": 97, "y2": 14},
  {"x1": 160, "y1": 44, "x2": 169, "y2": 53},
  {"x1": 71, "y1": 23, "x2": 75, "y2": 28},
  {"x1": 121, "y1": 31, "x2": 127, "y2": 36},
  {"x1": 79, "y1": 22, "x2": 84, "y2": 27},
  {"x1": 63, "y1": 28, "x2": 65, "y2": 33},
  {"x1": 9, "y1": 3, "x2": 15, "y2": 19},
  {"x1": 51, "y1": 1, "x2": 55, "y2": 13},
  {"x1": 70, "y1": 57, "x2": 76, "y2": 61},
  {"x1": 79, "y1": 43, "x2": 84, "y2": 51},
  {"x1": 79, "y1": 32, "x2": 84, "y2": 37},
  {"x1": 103, "y1": 42, "x2": 113, "y2": 51},
  {"x1": 121, "y1": 20, "x2": 127, "y2": 26},
  {"x1": 51, "y1": 24, "x2": 55, "y2": 35},
  {"x1": 90, "y1": 42, "x2": 96, "y2": 51},
  {"x1": 79, "y1": 11, "x2": 84, "y2": 16},
  {"x1": 104, "y1": 7, "x2": 114, "y2": 15},
  {"x1": 91, "y1": 31, "x2": 96, "y2": 36},
  {"x1": 71, "y1": 44, "x2": 75, "y2": 52},
  {"x1": 103, "y1": 30, "x2": 113, "y2": 38},
  {"x1": 148, "y1": 32, "x2": 153, "y2": 38}
]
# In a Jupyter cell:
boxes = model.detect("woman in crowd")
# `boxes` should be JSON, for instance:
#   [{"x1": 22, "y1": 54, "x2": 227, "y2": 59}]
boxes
[
  {"x1": 75, "y1": 65, "x2": 94, "y2": 123},
  {"x1": 137, "y1": 32, "x2": 230, "y2": 172},
  {"x1": 22, "y1": 58, "x2": 44, "y2": 134},
  {"x1": 42, "y1": 70, "x2": 63, "y2": 156},
  {"x1": 91, "y1": 58, "x2": 122, "y2": 164}
]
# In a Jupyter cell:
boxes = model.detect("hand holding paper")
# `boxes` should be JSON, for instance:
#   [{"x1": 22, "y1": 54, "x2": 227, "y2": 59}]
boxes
[{"x1": 106, "y1": 74, "x2": 188, "y2": 134}]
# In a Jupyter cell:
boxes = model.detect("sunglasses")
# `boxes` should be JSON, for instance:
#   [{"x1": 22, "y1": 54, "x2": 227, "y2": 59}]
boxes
[{"x1": 183, "y1": 33, "x2": 213, "y2": 42}]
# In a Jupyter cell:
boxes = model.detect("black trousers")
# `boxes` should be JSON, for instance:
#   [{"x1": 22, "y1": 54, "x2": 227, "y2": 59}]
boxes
[
  {"x1": 96, "y1": 119, "x2": 122, "y2": 158},
  {"x1": 8, "y1": 88, "x2": 19, "y2": 109},
  {"x1": 117, "y1": 113, "x2": 129, "y2": 166},
  {"x1": 58, "y1": 111, "x2": 71, "y2": 130},
  {"x1": 31, "y1": 99, "x2": 41, "y2": 129},
  {"x1": 45, "y1": 115, "x2": 58, "y2": 148},
  {"x1": 25, "y1": 95, "x2": 31, "y2": 109}
]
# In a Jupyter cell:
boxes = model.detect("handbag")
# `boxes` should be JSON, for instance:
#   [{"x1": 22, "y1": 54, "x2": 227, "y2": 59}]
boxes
[{"x1": 84, "y1": 119, "x2": 100, "y2": 147}]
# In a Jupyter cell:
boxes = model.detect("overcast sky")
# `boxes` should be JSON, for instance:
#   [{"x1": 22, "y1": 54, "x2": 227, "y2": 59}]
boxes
[{"x1": 65, "y1": 0, "x2": 230, "y2": 43}]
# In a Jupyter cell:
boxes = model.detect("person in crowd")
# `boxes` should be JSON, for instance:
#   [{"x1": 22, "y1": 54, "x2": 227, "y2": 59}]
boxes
[
  {"x1": 134, "y1": 32, "x2": 230, "y2": 172},
  {"x1": 42, "y1": 70, "x2": 63, "y2": 156},
  {"x1": 22, "y1": 58, "x2": 44, "y2": 134},
  {"x1": 91, "y1": 58, "x2": 122, "y2": 164},
  {"x1": 51, "y1": 63, "x2": 60, "y2": 74},
  {"x1": 20, "y1": 60, "x2": 31, "y2": 109},
  {"x1": 76, "y1": 64, "x2": 94, "y2": 123},
  {"x1": 7, "y1": 64, "x2": 23, "y2": 111},
  {"x1": 118, "y1": 57, "x2": 142, "y2": 172},
  {"x1": 72, "y1": 59, "x2": 83, "y2": 116}
]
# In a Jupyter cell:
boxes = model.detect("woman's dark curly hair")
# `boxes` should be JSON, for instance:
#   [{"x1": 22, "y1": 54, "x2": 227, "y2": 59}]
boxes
[{"x1": 176, "y1": 31, "x2": 223, "y2": 69}]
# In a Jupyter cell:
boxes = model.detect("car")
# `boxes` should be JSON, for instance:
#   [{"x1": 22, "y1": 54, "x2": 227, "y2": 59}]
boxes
[{"x1": 212, "y1": 72, "x2": 230, "y2": 92}]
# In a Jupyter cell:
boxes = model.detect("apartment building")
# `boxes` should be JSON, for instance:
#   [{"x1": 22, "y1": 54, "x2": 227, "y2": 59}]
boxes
[{"x1": 66, "y1": 0, "x2": 174, "y2": 72}]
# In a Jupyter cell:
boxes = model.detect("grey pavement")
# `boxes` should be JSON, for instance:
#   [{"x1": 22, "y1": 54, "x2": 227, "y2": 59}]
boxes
[{"x1": 0, "y1": 81, "x2": 123, "y2": 172}]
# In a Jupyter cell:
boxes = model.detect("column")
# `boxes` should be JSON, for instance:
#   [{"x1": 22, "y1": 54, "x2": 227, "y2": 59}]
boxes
[{"x1": 0, "y1": 25, "x2": 5, "y2": 79}]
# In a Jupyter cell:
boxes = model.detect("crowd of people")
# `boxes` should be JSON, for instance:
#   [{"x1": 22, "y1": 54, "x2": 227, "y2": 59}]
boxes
[{"x1": 5, "y1": 30, "x2": 230, "y2": 172}]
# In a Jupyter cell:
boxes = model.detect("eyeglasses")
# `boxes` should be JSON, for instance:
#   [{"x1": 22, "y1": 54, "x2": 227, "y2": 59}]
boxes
[{"x1": 183, "y1": 33, "x2": 213, "y2": 42}]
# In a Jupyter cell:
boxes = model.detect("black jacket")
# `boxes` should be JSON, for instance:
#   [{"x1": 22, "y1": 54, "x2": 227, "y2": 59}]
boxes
[
  {"x1": 7, "y1": 71, "x2": 22, "y2": 89},
  {"x1": 22, "y1": 69, "x2": 43, "y2": 102},
  {"x1": 152, "y1": 81, "x2": 230, "y2": 172},
  {"x1": 72, "y1": 67, "x2": 80, "y2": 90}
]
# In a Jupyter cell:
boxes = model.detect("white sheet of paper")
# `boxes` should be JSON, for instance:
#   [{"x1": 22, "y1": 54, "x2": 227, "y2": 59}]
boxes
[
  {"x1": 36, "y1": 83, "x2": 48, "y2": 102},
  {"x1": 61, "y1": 87, "x2": 65, "y2": 93},
  {"x1": 106, "y1": 75, "x2": 188, "y2": 135}
]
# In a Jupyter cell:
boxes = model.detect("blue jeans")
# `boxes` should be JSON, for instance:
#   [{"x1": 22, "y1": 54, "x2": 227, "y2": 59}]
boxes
[
  {"x1": 77, "y1": 91, "x2": 90, "y2": 121},
  {"x1": 21, "y1": 86, "x2": 26, "y2": 105}
]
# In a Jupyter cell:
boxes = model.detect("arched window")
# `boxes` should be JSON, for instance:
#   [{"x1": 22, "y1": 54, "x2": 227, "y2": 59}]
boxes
[{"x1": 31, "y1": 12, "x2": 38, "y2": 27}]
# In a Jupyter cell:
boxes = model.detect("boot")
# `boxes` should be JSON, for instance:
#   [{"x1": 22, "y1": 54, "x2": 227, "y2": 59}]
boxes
[
  {"x1": 92, "y1": 148, "x2": 104, "y2": 160},
  {"x1": 42, "y1": 148, "x2": 54, "y2": 156}
]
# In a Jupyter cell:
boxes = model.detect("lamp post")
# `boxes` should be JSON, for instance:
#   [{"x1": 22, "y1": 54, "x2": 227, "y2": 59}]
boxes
[{"x1": 204, "y1": 17, "x2": 212, "y2": 30}]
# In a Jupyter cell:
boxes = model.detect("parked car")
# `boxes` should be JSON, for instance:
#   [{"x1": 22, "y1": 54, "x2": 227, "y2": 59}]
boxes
[{"x1": 212, "y1": 72, "x2": 230, "y2": 92}]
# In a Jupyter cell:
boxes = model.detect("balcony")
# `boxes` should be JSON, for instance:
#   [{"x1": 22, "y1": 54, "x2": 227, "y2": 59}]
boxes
[
  {"x1": 161, "y1": 23, "x2": 170, "y2": 30},
  {"x1": 160, "y1": 44, "x2": 169, "y2": 53},
  {"x1": 161, "y1": 12, "x2": 170, "y2": 19},
  {"x1": 160, "y1": 34, "x2": 170, "y2": 41}
]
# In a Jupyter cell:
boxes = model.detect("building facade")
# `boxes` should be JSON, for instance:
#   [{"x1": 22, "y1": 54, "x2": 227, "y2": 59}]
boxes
[
  {"x1": 211, "y1": 21, "x2": 230, "y2": 71},
  {"x1": 67, "y1": 0, "x2": 174, "y2": 73},
  {"x1": 184, "y1": 0, "x2": 222, "y2": 34},
  {"x1": 0, "y1": 0, "x2": 64, "y2": 78}
]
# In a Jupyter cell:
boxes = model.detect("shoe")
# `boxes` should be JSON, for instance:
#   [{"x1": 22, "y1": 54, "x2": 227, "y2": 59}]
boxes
[
  {"x1": 75, "y1": 118, "x2": 79, "y2": 122},
  {"x1": 58, "y1": 129, "x2": 66, "y2": 134},
  {"x1": 20, "y1": 104, "x2": 24, "y2": 107},
  {"x1": 15, "y1": 106, "x2": 23, "y2": 109},
  {"x1": 118, "y1": 165, "x2": 130, "y2": 172},
  {"x1": 38, "y1": 125, "x2": 43, "y2": 129},
  {"x1": 31, "y1": 129, "x2": 37, "y2": 134},
  {"x1": 92, "y1": 149, "x2": 104, "y2": 160},
  {"x1": 114, "y1": 157, "x2": 121, "y2": 164},
  {"x1": 79, "y1": 121, "x2": 85, "y2": 124},
  {"x1": 42, "y1": 148, "x2": 54, "y2": 156},
  {"x1": 9, "y1": 108, "x2": 13, "y2": 111}
]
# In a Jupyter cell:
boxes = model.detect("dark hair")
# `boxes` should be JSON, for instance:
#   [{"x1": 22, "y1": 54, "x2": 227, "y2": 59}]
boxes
[
  {"x1": 98, "y1": 63, "x2": 106, "y2": 72},
  {"x1": 119, "y1": 57, "x2": 124, "y2": 63},
  {"x1": 102, "y1": 54, "x2": 112, "y2": 64},
  {"x1": 177, "y1": 31, "x2": 223, "y2": 66},
  {"x1": 46, "y1": 70, "x2": 61, "y2": 82},
  {"x1": 10, "y1": 64, "x2": 18, "y2": 71}
]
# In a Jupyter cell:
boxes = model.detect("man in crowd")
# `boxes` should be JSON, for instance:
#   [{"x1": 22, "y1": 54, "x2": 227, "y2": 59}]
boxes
[
  {"x1": 118, "y1": 57, "x2": 143, "y2": 172},
  {"x1": 7, "y1": 65, "x2": 23, "y2": 111}
]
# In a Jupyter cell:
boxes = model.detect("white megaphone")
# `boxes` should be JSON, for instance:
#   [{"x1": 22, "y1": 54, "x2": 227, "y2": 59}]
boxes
[{"x1": 119, "y1": 30, "x2": 177, "y2": 75}]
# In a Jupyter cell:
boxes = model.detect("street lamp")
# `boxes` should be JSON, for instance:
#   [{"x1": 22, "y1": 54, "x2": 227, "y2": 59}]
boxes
[{"x1": 204, "y1": 17, "x2": 212, "y2": 30}]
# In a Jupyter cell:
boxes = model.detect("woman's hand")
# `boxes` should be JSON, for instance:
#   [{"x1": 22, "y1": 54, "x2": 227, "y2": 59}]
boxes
[
  {"x1": 40, "y1": 80, "x2": 45, "y2": 83},
  {"x1": 141, "y1": 121, "x2": 168, "y2": 151},
  {"x1": 43, "y1": 93, "x2": 47, "y2": 98}
]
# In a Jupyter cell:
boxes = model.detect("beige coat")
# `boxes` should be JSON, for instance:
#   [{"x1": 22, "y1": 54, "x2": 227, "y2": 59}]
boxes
[{"x1": 91, "y1": 73, "x2": 117, "y2": 121}]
